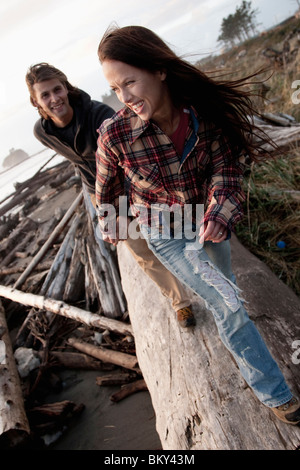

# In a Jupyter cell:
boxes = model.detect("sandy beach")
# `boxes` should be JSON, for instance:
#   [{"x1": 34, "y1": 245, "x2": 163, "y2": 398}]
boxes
[{"x1": 49, "y1": 369, "x2": 161, "y2": 450}]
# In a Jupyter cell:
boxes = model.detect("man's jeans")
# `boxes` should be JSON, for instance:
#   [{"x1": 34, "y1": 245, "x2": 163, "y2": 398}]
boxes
[{"x1": 139, "y1": 225, "x2": 292, "y2": 408}]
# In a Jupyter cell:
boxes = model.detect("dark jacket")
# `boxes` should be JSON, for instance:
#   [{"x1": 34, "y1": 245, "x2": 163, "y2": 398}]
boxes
[{"x1": 34, "y1": 89, "x2": 115, "y2": 194}]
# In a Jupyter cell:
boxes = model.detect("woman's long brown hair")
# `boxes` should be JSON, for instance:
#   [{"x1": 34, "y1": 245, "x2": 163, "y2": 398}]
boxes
[{"x1": 98, "y1": 25, "x2": 275, "y2": 161}]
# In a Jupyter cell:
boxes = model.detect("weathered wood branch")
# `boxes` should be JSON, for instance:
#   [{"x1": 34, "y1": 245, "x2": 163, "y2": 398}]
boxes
[
  {"x1": 27, "y1": 400, "x2": 84, "y2": 438},
  {"x1": 28, "y1": 400, "x2": 84, "y2": 420},
  {"x1": 0, "y1": 285, "x2": 133, "y2": 337},
  {"x1": 67, "y1": 337, "x2": 139, "y2": 371},
  {"x1": 62, "y1": 236, "x2": 85, "y2": 303},
  {"x1": 44, "y1": 351, "x2": 115, "y2": 370},
  {"x1": 0, "y1": 213, "x2": 19, "y2": 241},
  {"x1": 117, "y1": 235, "x2": 300, "y2": 450},
  {"x1": 0, "y1": 160, "x2": 69, "y2": 218},
  {"x1": 96, "y1": 372, "x2": 138, "y2": 386},
  {"x1": 110, "y1": 379, "x2": 148, "y2": 402},
  {"x1": 0, "y1": 217, "x2": 38, "y2": 260},
  {"x1": 15, "y1": 212, "x2": 84, "y2": 347},
  {"x1": 85, "y1": 237, "x2": 123, "y2": 318},
  {"x1": 13, "y1": 191, "x2": 83, "y2": 290},
  {"x1": 82, "y1": 186, "x2": 127, "y2": 316},
  {"x1": 0, "y1": 232, "x2": 34, "y2": 268},
  {"x1": 0, "y1": 301, "x2": 30, "y2": 443},
  {"x1": 40, "y1": 212, "x2": 83, "y2": 298},
  {"x1": 255, "y1": 119, "x2": 300, "y2": 154},
  {"x1": 0, "y1": 261, "x2": 53, "y2": 277}
]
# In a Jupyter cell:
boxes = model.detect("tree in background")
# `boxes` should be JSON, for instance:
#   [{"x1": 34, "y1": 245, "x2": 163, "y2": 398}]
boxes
[
  {"x1": 293, "y1": 0, "x2": 300, "y2": 10},
  {"x1": 218, "y1": 1, "x2": 259, "y2": 49}
]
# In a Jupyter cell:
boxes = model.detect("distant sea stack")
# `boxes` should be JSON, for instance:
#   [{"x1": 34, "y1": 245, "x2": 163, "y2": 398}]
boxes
[{"x1": 2, "y1": 148, "x2": 29, "y2": 168}]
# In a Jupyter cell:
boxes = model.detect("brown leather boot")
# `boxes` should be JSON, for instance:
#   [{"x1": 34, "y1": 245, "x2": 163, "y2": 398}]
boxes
[
  {"x1": 272, "y1": 397, "x2": 300, "y2": 425},
  {"x1": 177, "y1": 306, "x2": 196, "y2": 328}
]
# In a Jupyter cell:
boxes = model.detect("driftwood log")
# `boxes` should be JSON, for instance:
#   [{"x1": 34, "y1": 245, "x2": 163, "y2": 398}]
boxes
[
  {"x1": 257, "y1": 122, "x2": 300, "y2": 154},
  {"x1": 44, "y1": 351, "x2": 115, "y2": 370},
  {"x1": 0, "y1": 159, "x2": 69, "y2": 218},
  {"x1": 27, "y1": 400, "x2": 85, "y2": 440},
  {"x1": 95, "y1": 372, "x2": 138, "y2": 386},
  {"x1": 0, "y1": 217, "x2": 38, "y2": 263},
  {"x1": 0, "y1": 286, "x2": 133, "y2": 337},
  {"x1": 117, "y1": 235, "x2": 300, "y2": 450},
  {"x1": 13, "y1": 191, "x2": 83, "y2": 290},
  {"x1": 0, "y1": 300, "x2": 30, "y2": 445},
  {"x1": 82, "y1": 185, "x2": 126, "y2": 317},
  {"x1": 13, "y1": 212, "x2": 85, "y2": 348},
  {"x1": 67, "y1": 337, "x2": 139, "y2": 371},
  {"x1": 110, "y1": 379, "x2": 148, "y2": 402}
]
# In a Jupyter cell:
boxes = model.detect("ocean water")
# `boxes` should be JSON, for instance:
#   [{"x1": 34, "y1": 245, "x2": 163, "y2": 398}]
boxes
[{"x1": 0, "y1": 150, "x2": 65, "y2": 203}]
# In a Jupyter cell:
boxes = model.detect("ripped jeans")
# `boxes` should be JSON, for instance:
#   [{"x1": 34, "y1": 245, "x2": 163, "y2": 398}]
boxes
[{"x1": 139, "y1": 225, "x2": 292, "y2": 408}]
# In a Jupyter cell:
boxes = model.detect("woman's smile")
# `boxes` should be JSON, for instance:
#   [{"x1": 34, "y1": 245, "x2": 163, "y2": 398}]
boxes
[{"x1": 131, "y1": 100, "x2": 144, "y2": 114}]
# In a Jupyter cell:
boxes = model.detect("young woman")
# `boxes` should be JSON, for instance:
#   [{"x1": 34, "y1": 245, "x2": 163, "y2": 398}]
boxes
[{"x1": 95, "y1": 25, "x2": 299, "y2": 425}]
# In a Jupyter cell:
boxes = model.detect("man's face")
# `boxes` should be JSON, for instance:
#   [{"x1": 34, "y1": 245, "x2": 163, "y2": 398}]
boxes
[{"x1": 32, "y1": 78, "x2": 73, "y2": 127}]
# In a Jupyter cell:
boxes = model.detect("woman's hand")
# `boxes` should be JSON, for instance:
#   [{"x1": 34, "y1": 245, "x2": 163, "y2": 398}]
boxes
[
  {"x1": 199, "y1": 220, "x2": 227, "y2": 244},
  {"x1": 102, "y1": 234, "x2": 119, "y2": 246},
  {"x1": 102, "y1": 216, "x2": 130, "y2": 246}
]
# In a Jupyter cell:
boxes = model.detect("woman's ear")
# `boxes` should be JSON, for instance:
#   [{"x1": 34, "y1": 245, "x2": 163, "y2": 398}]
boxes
[
  {"x1": 157, "y1": 69, "x2": 167, "y2": 81},
  {"x1": 161, "y1": 71, "x2": 167, "y2": 81}
]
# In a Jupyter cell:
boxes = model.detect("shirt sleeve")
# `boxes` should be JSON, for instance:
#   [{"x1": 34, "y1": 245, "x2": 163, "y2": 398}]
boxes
[
  {"x1": 95, "y1": 126, "x2": 125, "y2": 232},
  {"x1": 203, "y1": 133, "x2": 247, "y2": 232}
]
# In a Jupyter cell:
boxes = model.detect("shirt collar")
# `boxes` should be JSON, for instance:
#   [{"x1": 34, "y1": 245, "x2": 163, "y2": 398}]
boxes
[
  {"x1": 126, "y1": 105, "x2": 200, "y2": 145},
  {"x1": 188, "y1": 106, "x2": 200, "y2": 135},
  {"x1": 123, "y1": 108, "x2": 150, "y2": 145}
]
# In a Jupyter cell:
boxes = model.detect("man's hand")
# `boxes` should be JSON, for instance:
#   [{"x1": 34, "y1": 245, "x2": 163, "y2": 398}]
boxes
[{"x1": 199, "y1": 220, "x2": 227, "y2": 244}]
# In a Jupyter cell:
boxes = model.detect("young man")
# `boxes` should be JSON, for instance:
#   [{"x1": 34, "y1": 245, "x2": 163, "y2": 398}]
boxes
[{"x1": 25, "y1": 63, "x2": 195, "y2": 328}]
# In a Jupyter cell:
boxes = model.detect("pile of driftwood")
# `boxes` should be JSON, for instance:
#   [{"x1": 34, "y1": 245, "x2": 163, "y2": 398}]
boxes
[{"x1": 0, "y1": 158, "x2": 145, "y2": 449}]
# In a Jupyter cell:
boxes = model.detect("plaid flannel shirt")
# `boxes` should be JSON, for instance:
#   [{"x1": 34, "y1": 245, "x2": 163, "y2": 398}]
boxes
[{"x1": 95, "y1": 106, "x2": 246, "y2": 233}]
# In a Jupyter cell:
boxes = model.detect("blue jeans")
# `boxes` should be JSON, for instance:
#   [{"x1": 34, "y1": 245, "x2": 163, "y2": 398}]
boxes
[
  {"x1": 139, "y1": 225, "x2": 292, "y2": 408},
  {"x1": 203, "y1": 239, "x2": 235, "y2": 282}
]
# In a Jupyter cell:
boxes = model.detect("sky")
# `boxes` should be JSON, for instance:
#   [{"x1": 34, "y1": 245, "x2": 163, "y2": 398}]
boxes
[{"x1": 0, "y1": 0, "x2": 297, "y2": 165}]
